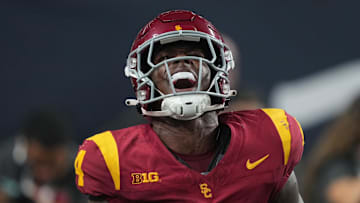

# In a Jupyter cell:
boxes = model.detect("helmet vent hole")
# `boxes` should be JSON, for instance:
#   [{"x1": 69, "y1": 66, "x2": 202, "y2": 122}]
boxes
[{"x1": 185, "y1": 102, "x2": 192, "y2": 105}]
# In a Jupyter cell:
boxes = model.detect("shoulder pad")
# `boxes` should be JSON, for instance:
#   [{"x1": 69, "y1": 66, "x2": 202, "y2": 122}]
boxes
[
  {"x1": 86, "y1": 131, "x2": 120, "y2": 190},
  {"x1": 261, "y1": 108, "x2": 304, "y2": 166}
]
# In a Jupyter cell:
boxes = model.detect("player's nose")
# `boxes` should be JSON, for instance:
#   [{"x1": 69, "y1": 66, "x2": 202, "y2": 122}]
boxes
[{"x1": 171, "y1": 54, "x2": 192, "y2": 66}]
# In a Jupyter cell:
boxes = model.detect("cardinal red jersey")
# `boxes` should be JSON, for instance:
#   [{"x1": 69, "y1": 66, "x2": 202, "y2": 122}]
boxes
[{"x1": 74, "y1": 108, "x2": 304, "y2": 202}]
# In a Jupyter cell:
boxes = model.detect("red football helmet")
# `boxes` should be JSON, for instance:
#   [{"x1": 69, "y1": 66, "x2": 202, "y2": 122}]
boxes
[{"x1": 124, "y1": 10, "x2": 236, "y2": 120}]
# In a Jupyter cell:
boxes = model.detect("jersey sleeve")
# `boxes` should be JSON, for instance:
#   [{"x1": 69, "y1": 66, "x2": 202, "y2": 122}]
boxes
[
  {"x1": 261, "y1": 109, "x2": 305, "y2": 193},
  {"x1": 74, "y1": 131, "x2": 120, "y2": 198}
]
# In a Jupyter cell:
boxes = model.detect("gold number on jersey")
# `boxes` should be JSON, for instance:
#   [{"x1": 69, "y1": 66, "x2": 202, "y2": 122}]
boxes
[{"x1": 74, "y1": 149, "x2": 87, "y2": 186}]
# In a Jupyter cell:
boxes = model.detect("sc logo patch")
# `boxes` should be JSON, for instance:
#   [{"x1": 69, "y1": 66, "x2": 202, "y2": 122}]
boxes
[{"x1": 199, "y1": 183, "x2": 212, "y2": 198}]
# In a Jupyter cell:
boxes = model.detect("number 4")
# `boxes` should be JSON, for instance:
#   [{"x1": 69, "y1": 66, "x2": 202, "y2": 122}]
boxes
[{"x1": 74, "y1": 150, "x2": 87, "y2": 186}]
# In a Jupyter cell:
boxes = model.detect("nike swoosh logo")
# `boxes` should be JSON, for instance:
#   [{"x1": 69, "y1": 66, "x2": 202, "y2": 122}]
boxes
[{"x1": 246, "y1": 154, "x2": 270, "y2": 170}]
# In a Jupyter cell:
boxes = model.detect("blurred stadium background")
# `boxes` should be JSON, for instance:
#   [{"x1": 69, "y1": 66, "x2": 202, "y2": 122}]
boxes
[{"x1": 1, "y1": 0, "x2": 360, "y2": 154}]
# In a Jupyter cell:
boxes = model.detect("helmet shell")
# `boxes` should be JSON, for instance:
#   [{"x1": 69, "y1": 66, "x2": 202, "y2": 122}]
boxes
[{"x1": 131, "y1": 10, "x2": 224, "y2": 52}]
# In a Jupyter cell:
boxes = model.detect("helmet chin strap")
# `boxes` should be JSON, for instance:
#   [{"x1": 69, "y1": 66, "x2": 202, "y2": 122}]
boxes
[
  {"x1": 141, "y1": 94, "x2": 225, "y2": 120},
  {"x1": 125, "y1": 90, "x2": 237, "y2": 120}
]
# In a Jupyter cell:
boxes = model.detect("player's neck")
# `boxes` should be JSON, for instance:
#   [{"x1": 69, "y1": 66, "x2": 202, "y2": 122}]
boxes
[{"x1": 150, "y1": 111, "x2": 219, "y2": 155}]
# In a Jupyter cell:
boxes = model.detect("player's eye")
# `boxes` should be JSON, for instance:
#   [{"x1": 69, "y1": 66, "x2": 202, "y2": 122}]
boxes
[
  {"x1": 159, "y1": 56, "x2": 168, "y2": 61},
  {"x1": 154, "y1": 54, "x2": 169, "y2": 64},
  {"x1": 188, "y1": 50, "x2": 205, "y2": 58}
]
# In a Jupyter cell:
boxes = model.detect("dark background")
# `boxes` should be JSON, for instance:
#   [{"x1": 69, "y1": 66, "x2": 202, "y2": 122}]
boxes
[{"x1": 2, "y1": 0, "x2": 360, "y2": 144}]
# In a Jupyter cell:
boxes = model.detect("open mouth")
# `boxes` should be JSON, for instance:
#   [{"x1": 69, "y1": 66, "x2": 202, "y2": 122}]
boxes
[{"x1": 171, "y1": 72, "x2": 196, "y2": 90}]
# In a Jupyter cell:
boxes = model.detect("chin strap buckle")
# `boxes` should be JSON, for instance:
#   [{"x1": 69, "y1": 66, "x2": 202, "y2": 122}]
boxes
[{"x1": 125, "y1": 99, "x2": 139, "y2": 106}]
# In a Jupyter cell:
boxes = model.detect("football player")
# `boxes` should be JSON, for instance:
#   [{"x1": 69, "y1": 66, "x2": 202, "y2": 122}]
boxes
[{"x1": 74, "y1": 10, "x2": 305, "y2": 203}]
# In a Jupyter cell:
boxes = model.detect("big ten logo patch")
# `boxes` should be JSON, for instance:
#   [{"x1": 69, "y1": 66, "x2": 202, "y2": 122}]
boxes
[
  {"x1": 131, "y1": 172, "x2": 160, "y2": 184},
  {"x1": 199, "y1": 183, "x2": 212, "y2": 198}
]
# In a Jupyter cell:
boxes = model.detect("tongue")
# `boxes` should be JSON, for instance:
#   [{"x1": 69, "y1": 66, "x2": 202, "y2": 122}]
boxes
[{"x1": 171, "y1": 72, "x2": 195, "y2": 82}]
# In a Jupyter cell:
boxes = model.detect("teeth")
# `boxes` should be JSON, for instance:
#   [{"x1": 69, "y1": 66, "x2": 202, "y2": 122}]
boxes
[{"x1": 171, "y1": 72, "x2": 195, "y2": 82}]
